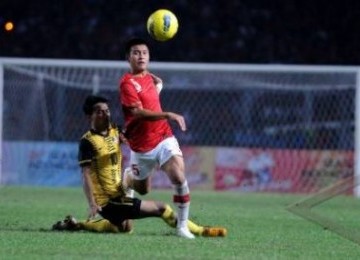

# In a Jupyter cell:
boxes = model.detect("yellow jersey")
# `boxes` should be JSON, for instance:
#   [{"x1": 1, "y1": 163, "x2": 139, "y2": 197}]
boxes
[{"x1": 78, "y1": 125, "x2": 125, "y2": 207}]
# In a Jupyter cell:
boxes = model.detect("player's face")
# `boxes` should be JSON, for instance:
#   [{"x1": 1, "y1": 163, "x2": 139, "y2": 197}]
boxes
[
  {"x1": 91, "y1": 103, "x2": 110, "y2": 129},
  {"x1": 128, "y1": 44, "x2": 149, "y2": 74}
]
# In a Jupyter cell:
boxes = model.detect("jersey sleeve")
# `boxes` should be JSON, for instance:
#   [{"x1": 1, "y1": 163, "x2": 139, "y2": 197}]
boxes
[
  {"x1": 120, "y1": 80, "x2": 142, "y2": 108},
  {"x1": 78, "y1": 138, "x2": 95, "y2": 167}
]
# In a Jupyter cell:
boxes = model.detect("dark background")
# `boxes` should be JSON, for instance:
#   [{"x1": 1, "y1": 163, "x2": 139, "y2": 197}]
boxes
[{"x1": 1, "y1": 0, "x2": 360, "y2": 64}]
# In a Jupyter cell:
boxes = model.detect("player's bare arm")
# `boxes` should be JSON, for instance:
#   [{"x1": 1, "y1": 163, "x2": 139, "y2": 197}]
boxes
[
  {"x1": 82, "y1": 166, "x2": 102, "y2": 220},
  {"x1": 130, "y1": 107, "x2": 186, "y2": 131}
]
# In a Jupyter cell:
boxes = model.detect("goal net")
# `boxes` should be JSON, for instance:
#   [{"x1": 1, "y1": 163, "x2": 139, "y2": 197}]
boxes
[{"x1": 1, "y1": 58, "x2": 359, "y2": 195}]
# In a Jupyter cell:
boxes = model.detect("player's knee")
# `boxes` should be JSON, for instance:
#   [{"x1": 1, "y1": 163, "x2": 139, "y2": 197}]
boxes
[
  {"x1": 171, "y1": 177, "x2": 186, "y2": 186},
  {"x1": 165, "y1": 169, "x2": 186, "y2": 186}
]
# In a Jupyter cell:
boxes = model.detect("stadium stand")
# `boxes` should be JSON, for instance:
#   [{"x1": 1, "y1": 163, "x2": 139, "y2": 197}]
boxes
[{"x1": 1, "y1": 0, "x2": 360, "y2": 64}]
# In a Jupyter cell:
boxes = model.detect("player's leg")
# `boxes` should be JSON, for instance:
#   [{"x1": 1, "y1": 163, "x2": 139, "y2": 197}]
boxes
[
  {"x1": 122, "y1": 167, "x2": 135, "y2": 198},
  {"x1": 160, "y1": 156, "x2": 194, "y2": 239},
  {"x1": 123, "y1": 152, "x2": 156, "y2": 195},
  {"x1": 52, "y1": 208, "x2": 227, "y2": 236},
  {"x1": 98, "y1": 197, "x2": 140, "y2": 233},
  {"x1": 139, "y1": 201, "x2": 201, "y2": 235},
  {"x1": 78, "y1": 219, "x2": 123, "y2": 233},
  {"x1": 140, "y1": 202, "x2": 227, "y2": 237},
  {"x1": 157, "y1": 203, "x2": 204, "y2": 236},
  {"x1": 129, "y1": 177, "x2": 151, "y2": 196},
  {"x1": 81, "y1": 218, "x2": 132, "y2": 233},
  {"x1": 52, "y1": 215, "x2": 131, "y2": 233},
  {"x1": 124, "y1": 137, "x2": 194, "y2": 239},
  {"x1": 157, "y1": 137, "x2": 194, "y2": 238}
]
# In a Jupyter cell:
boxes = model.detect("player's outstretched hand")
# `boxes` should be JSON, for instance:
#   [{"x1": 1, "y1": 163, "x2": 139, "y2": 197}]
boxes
[{"x1": 167, "y1": 112, "x2": 186, "y2": 131}]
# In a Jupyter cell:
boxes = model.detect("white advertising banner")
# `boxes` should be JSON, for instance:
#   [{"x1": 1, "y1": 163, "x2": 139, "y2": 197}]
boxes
[{"x1": 3, "y1": 141, "x2": 79, "y2": 186}]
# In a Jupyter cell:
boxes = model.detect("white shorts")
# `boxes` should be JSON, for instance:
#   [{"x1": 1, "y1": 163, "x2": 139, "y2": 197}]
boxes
[{"x1": 129, "y1": 136, "x2": 183, "y2": 180}]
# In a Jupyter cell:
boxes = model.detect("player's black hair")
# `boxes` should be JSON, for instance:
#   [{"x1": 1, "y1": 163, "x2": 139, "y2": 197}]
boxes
[
  {"x1": 83, "y1": 95, "x2": 109, "y2": 115},
  {"x1": 125, "y1": 37, "x2": 149, "y2": 57}
]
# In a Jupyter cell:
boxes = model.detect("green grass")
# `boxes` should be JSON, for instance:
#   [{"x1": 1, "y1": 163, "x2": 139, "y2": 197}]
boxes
[{"x1": 0, "y1": 187, "x2": 360, "y2": 259}]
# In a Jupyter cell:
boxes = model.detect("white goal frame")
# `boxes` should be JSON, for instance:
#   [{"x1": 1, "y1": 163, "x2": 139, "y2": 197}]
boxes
[{"x1": 1, "y1": 58, "x2": 360, "y2": 196}]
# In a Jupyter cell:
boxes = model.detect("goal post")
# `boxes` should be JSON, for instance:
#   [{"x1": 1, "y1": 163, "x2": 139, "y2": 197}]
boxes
[
  {"x1": 355, "y1": 71, "x2": 360, "y2": 197},
  {"x1": 0, "y1": 61, "x2": 3, "y2": 186},
  {"x1": 0, "y1": 57, "x2": 359, "y2": 195}
]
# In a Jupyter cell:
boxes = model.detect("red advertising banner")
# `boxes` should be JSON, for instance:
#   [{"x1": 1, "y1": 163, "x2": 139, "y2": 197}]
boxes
[{"x1": 214, "y1": 148, "x2": 353, "y2": 193}]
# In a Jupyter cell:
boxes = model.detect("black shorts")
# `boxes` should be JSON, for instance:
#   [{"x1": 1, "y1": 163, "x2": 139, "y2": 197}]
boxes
[{"x1": 100, "y1": 197, "x2": 142, "y2": 226}]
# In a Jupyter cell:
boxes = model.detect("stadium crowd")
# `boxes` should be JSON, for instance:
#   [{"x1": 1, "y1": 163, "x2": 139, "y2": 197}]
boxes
[{"x1": 1, "y1": 0, "x2": 360, "y2": 64}]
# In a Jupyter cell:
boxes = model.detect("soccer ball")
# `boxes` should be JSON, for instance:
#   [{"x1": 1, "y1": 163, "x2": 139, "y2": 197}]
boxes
[{"x1": 146, "y1": 9, "x2": 178, "y2": 41}]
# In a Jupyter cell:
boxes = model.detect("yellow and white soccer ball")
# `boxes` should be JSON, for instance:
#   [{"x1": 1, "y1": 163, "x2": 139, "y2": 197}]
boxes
[{"x1": 146, "y1": 9, "x2": 178, "y2": 41}]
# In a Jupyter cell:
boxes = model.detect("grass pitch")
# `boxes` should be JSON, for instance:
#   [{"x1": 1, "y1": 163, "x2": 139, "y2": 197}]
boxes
[{"x1": 0, "y1": 186, "x2": 360, "y2": 259}]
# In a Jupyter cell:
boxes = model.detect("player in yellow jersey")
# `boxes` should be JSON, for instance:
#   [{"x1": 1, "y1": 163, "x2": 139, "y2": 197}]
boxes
[{"x1": 52, "y1": 95, "x2": 226, "y2": 237}]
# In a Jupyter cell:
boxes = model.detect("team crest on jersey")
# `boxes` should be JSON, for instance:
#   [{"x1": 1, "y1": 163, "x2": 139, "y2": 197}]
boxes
[
  {"x1": 130, "y1": 79, "x2": 142, "y2": 93},
  {"x1": 112, "y1": 136, "x2": 119, "y2": 144}
]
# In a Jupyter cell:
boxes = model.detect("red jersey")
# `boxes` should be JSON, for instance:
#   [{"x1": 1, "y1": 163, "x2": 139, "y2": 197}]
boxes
[{"x1": 119, "y1": 73, "x2": 173, "y2": 152}]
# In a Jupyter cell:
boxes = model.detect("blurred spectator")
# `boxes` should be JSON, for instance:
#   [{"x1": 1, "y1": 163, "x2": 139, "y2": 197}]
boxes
[{"x1": 1, "y1": 0, "x2": 360, "y2": 64}]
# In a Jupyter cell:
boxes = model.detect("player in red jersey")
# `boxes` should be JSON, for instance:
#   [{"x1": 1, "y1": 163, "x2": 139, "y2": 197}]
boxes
[{"x1": 119, "y1": 38, "x2": 194, "y2": 239}]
